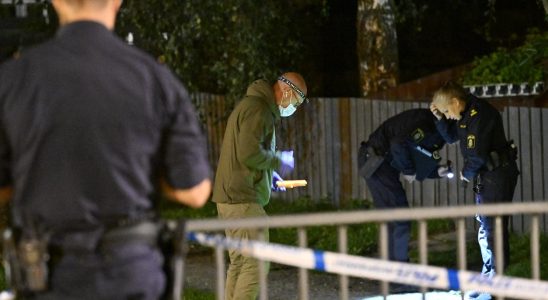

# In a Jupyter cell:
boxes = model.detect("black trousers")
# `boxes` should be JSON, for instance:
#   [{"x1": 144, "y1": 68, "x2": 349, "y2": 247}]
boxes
[{"x1": 364, "y1": 159, "x2": 411, "y2": 262}]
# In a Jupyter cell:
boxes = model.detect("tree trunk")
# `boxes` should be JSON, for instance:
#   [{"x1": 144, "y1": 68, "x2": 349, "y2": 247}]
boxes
[{"x1": 356, "y1": 0, "x2": 399, "y2": 96}]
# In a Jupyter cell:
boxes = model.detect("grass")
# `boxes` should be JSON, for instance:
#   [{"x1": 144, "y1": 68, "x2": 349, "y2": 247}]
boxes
[{"x1": 183, "y1": 288, "x2": 215, "y2": 300}]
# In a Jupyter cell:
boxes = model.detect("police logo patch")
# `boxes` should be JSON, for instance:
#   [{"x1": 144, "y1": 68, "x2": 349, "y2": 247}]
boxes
[
  {"x1": 432, "y1": 150, "x2": 441, "y2": 160},
  {"x1": 467, "y1": 134, "x2": 476, "y2": 149},
  {"x1": 411, "y1": 128, "x2": 425, "y2": 143}
]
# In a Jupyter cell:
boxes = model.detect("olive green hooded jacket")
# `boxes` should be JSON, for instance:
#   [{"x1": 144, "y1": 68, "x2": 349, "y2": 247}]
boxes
[{"x1": 212, "y1": 80, "x2": 282, "y2": 206}]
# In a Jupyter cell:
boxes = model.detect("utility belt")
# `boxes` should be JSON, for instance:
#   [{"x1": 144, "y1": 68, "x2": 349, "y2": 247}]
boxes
[
  {"x1": 472, "y1": 141, "x2": 517, "y2": 195},
  {"x1": 484, "y1": 140, "x2": 518, "y2": 171},
  {"x1": 1, "y1": 218, "x2": 188, "y2": 300}
]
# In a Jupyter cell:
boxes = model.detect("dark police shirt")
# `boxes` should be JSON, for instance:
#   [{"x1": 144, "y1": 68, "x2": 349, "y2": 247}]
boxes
[
  {"x1": 367, "y1": 108, "x2": 446, "y2": 176},
  {"x1": 435, "y1": 95, "x2": 508, "y2": 180},
  {"x1": 0, "y1": 21, "x2": 210, "y2": 230}
]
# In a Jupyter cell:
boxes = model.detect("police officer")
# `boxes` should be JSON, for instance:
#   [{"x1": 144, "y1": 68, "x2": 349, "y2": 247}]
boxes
[
  {"x1": 358, "y1": 108, "x2": 449, "y2": 292},
  {"x1": 431, "y1": 81, "x2": 519, "y2": 300},
  {"x1": 0, "y1": 0, "x2": 211, "y2": 299}
]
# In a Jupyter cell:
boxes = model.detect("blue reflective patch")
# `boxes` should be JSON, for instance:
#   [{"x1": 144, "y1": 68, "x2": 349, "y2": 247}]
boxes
[
  {"x1": 314, "y1": 250, "x2": 326, "y2": 271},
  {"x1": 447, "y1": 269, "x2": 460, "y2": 290}
]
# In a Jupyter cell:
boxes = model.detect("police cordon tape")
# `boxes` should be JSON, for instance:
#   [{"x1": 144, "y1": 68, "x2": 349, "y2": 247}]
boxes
[{"x1": 188, "y1": 232, "x2": 548, "y2": 299}]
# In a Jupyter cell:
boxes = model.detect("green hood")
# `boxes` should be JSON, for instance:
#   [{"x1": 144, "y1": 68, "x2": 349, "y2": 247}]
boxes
[{"x1": 212, "y1": 80, "x2": 282, "y2": 206}]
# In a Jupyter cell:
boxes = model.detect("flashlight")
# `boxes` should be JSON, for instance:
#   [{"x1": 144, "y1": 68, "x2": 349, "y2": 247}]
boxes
[{"x1": 446, "y1": 160, "x2": 454, "y2": 179}]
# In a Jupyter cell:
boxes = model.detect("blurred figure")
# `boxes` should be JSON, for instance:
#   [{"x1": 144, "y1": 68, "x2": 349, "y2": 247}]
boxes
[
  {"x1": 212, "y1": 72, "x2": 307, "y2": 300},
  {"x1": 431, "y1": 81, "x2": 519, "y2": 300},
  {"x1": 0, "y1": 0, "x2": 211, "y2": 299}
]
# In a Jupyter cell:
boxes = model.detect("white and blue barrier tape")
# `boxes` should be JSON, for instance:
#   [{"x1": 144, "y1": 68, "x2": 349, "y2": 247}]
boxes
[{"x1": 189, "y1": 232, "x2": 548, "y2": 299}]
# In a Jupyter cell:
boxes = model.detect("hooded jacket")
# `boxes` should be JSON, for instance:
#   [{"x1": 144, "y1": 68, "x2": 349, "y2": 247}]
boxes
[{"x1": 212, "y1": 80, "x2": 282, "y2": 206}]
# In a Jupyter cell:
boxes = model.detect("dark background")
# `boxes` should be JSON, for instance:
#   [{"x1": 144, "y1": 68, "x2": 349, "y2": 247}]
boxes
[
  {"x1": 306, "y1": 0, "x2": 546, "y2": 96},
  {"x1": 0, "y1": 0, "x2": 545, "y2": 97}
]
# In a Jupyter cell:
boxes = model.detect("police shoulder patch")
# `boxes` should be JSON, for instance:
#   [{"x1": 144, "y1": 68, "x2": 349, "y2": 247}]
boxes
[
  {"x1": 411, "y1": 128, "x2": 425, "y2": 143},
  {"x1": 467, "y1": 134, "x2": 476, "y2": 149}
]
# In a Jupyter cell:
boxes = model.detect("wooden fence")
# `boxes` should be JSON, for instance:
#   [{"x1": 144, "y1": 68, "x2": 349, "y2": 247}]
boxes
[{"x1": 194, "y1": 94, "x2": 548, "y2": 233}]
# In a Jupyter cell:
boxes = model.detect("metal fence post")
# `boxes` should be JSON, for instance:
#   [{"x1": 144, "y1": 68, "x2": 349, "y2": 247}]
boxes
[
  {"x1": 531, "y1": 215, "x2": 540, "y2": 280},
  {"x1": 418, "y1": 220, "x2": 428, "y2": 299},
  {"x1": 457, "y1": 218, "x2": 467, "y2": 300},
  {"x1": 298, "y1": 227, "x2": 309, "y2": 300},
  {"x1": 338, "y1": 225, "x2": 349, "y2": 300},
  {"x1": 258, "y1": 229, "x2": 268, "y2": 300},
  {"x1": 379, "y1": 222, "x2": 389, "y2": 299},
  {"x1": 495, "y1": 216, "x2": 504, "y2": 300},
  {"x1": 215, "y1": 245, "x2": 225, "y2": 300}
]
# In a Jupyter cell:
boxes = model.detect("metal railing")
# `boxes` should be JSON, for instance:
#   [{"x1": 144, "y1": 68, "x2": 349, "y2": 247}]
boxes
[{"x1": 186, "y1": 201, "x2": 548, "y2": 300}]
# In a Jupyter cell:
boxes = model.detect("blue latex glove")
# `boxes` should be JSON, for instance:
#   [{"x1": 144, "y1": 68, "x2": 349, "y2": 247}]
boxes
[
  {"x1": 279, "y1": 150, "x2": 294, "y2": 175},
  {"x1": 272, "y1": 171, "x2": 286, "y2": 192}
]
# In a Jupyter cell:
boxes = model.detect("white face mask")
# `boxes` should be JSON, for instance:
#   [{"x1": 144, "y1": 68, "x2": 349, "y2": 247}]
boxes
[
  {"x1": 279, "y1": 91, "x2": 297, "y2": 117},
  {"x1": 279, "y1": 104, "x2": 296, "y2": 117}
]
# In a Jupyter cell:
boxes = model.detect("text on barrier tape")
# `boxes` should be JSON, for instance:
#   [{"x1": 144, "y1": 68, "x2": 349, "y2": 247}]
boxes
[{"x1": 188, "y1": 232, "x2": 548, "y2": 300}]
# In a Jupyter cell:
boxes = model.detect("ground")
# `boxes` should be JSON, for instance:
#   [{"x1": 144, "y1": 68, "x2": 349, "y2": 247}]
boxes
[{"x1": 185, "y1": 252, "x2": 380, "y2": 300}]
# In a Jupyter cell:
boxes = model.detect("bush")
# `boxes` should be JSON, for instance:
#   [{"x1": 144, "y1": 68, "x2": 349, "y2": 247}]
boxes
[
  {"x1": 116, "y1": 0, "x2": 327, "y2": 106},
  {"x1": 462, "y1": 29, "x2": 547, "y2": 85}
]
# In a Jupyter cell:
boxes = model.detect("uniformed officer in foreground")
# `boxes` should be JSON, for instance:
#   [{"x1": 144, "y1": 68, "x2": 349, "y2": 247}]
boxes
[
  {"x1": 431, "y1": 81, "x2": 519, "y2": 300},
  {"x1": 0, "y1": 0, "x2": 211, "y2": 299},
  {"x1": 358, "y1": 108, "x2": 450, "y2": 293}
]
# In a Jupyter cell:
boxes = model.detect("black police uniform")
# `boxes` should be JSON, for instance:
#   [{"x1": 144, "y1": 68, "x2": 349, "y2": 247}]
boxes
[
  {"x1": 0, "y1": 21, "x2": 210, "y2": 299},
  {"x1": 358, "y1": 108, "x2": 446, "y2": 262},
  {"x1": 435, "y1": 95, "x2": 519, "y2": 279}
]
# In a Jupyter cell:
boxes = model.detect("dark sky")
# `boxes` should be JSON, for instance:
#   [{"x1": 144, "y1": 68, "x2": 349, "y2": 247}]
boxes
[{"x1": 309, "y1": 0, "x2": 546, "y2": 97}]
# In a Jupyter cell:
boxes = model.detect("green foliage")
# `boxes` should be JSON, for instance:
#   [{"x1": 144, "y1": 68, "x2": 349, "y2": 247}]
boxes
[
  {"x1": 462, "y1": 29, "x2": 547, "y2": 85},
  {"x1": 183, "y1": 288, "x2": 215, "y2": 300},
  {"x1": 116, "y1": 0, "x2": 325, "y2": 106},
  {"x1": 506, "y1": 233, "x2": 548, "y2": 280}
]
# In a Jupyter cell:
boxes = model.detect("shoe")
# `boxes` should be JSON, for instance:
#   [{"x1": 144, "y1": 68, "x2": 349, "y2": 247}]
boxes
[
  {"x1": 466, "y1": 291, "x2": 492, "y2": 300},
  {"x1": 476, "y1": 293, "x2": 492, "y2": 300},
  {"x1": 390, "y1": 283, "x2": 420, "y2": 294},
  {"x1": 466, "y1": 291, "x2": 480, "y2": 299}
]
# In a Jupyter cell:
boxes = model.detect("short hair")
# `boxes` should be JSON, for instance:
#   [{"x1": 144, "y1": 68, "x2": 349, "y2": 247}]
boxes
[{"x1": 432, "y1": 81, "x2": 468, "y2": 106}]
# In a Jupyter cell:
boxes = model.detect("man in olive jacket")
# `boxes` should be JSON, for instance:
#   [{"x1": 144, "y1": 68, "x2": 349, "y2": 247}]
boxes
[{"x1": 213, "y1": 72, "x2": 307, "y2": 300}]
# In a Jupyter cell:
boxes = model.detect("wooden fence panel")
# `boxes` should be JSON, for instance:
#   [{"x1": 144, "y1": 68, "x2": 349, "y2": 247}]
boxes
[
  {"x1": 196, "y1": 94, "x2": 548, "y2": 233},
  {"x1": 539, "y1": 109, "x2": 548, "y2": 232},
  {"x1": 530, "y1": 108, "x2": 545, "y2": 232}
]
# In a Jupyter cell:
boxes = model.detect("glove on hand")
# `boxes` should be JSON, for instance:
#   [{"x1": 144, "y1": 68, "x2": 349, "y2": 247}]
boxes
[
  {"x1": 459, "y1": 171, "x2": 470, "y2": 188},
  {"x1": 437, "y1": 165, "x2": 450, "y2": 177},
  {"x1": 279, "y1": 150, "x2": 294, "y2": 175},
  {"x1": 459, "y1": 171, "x2": 470, "y2": 182},
  {"x1": 403, "y1": 174, "x2": 416, "y2": 183},
  {"x1": 271, "y1": 171, "x2": 286, "y2": 192},
  {"x1": 430, "y1": 103, "x2": 443, "y2": 120}
]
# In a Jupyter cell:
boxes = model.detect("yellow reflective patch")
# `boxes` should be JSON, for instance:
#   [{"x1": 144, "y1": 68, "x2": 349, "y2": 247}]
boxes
[
  {"x1": 467, "y1": 134, "x2": 476, "y2": 149},
  {"x1": 411, "y1": 128, "x2": 425, "y2": 143},
  {"x1": 470, "y1": 109, "x2": 478, "y2": 117}
]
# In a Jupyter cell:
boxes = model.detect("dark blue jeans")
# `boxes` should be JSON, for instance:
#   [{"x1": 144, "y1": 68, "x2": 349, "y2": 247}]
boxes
[
  {"x1": 475, "y1": 161, "x2": 519, "y2": 278},
  {"x1": 35, "y1": 243, "x2": 165, "y2": 300},
  {"x1": 365, "y1": 160, "x2": 411, "y2": 262}
]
